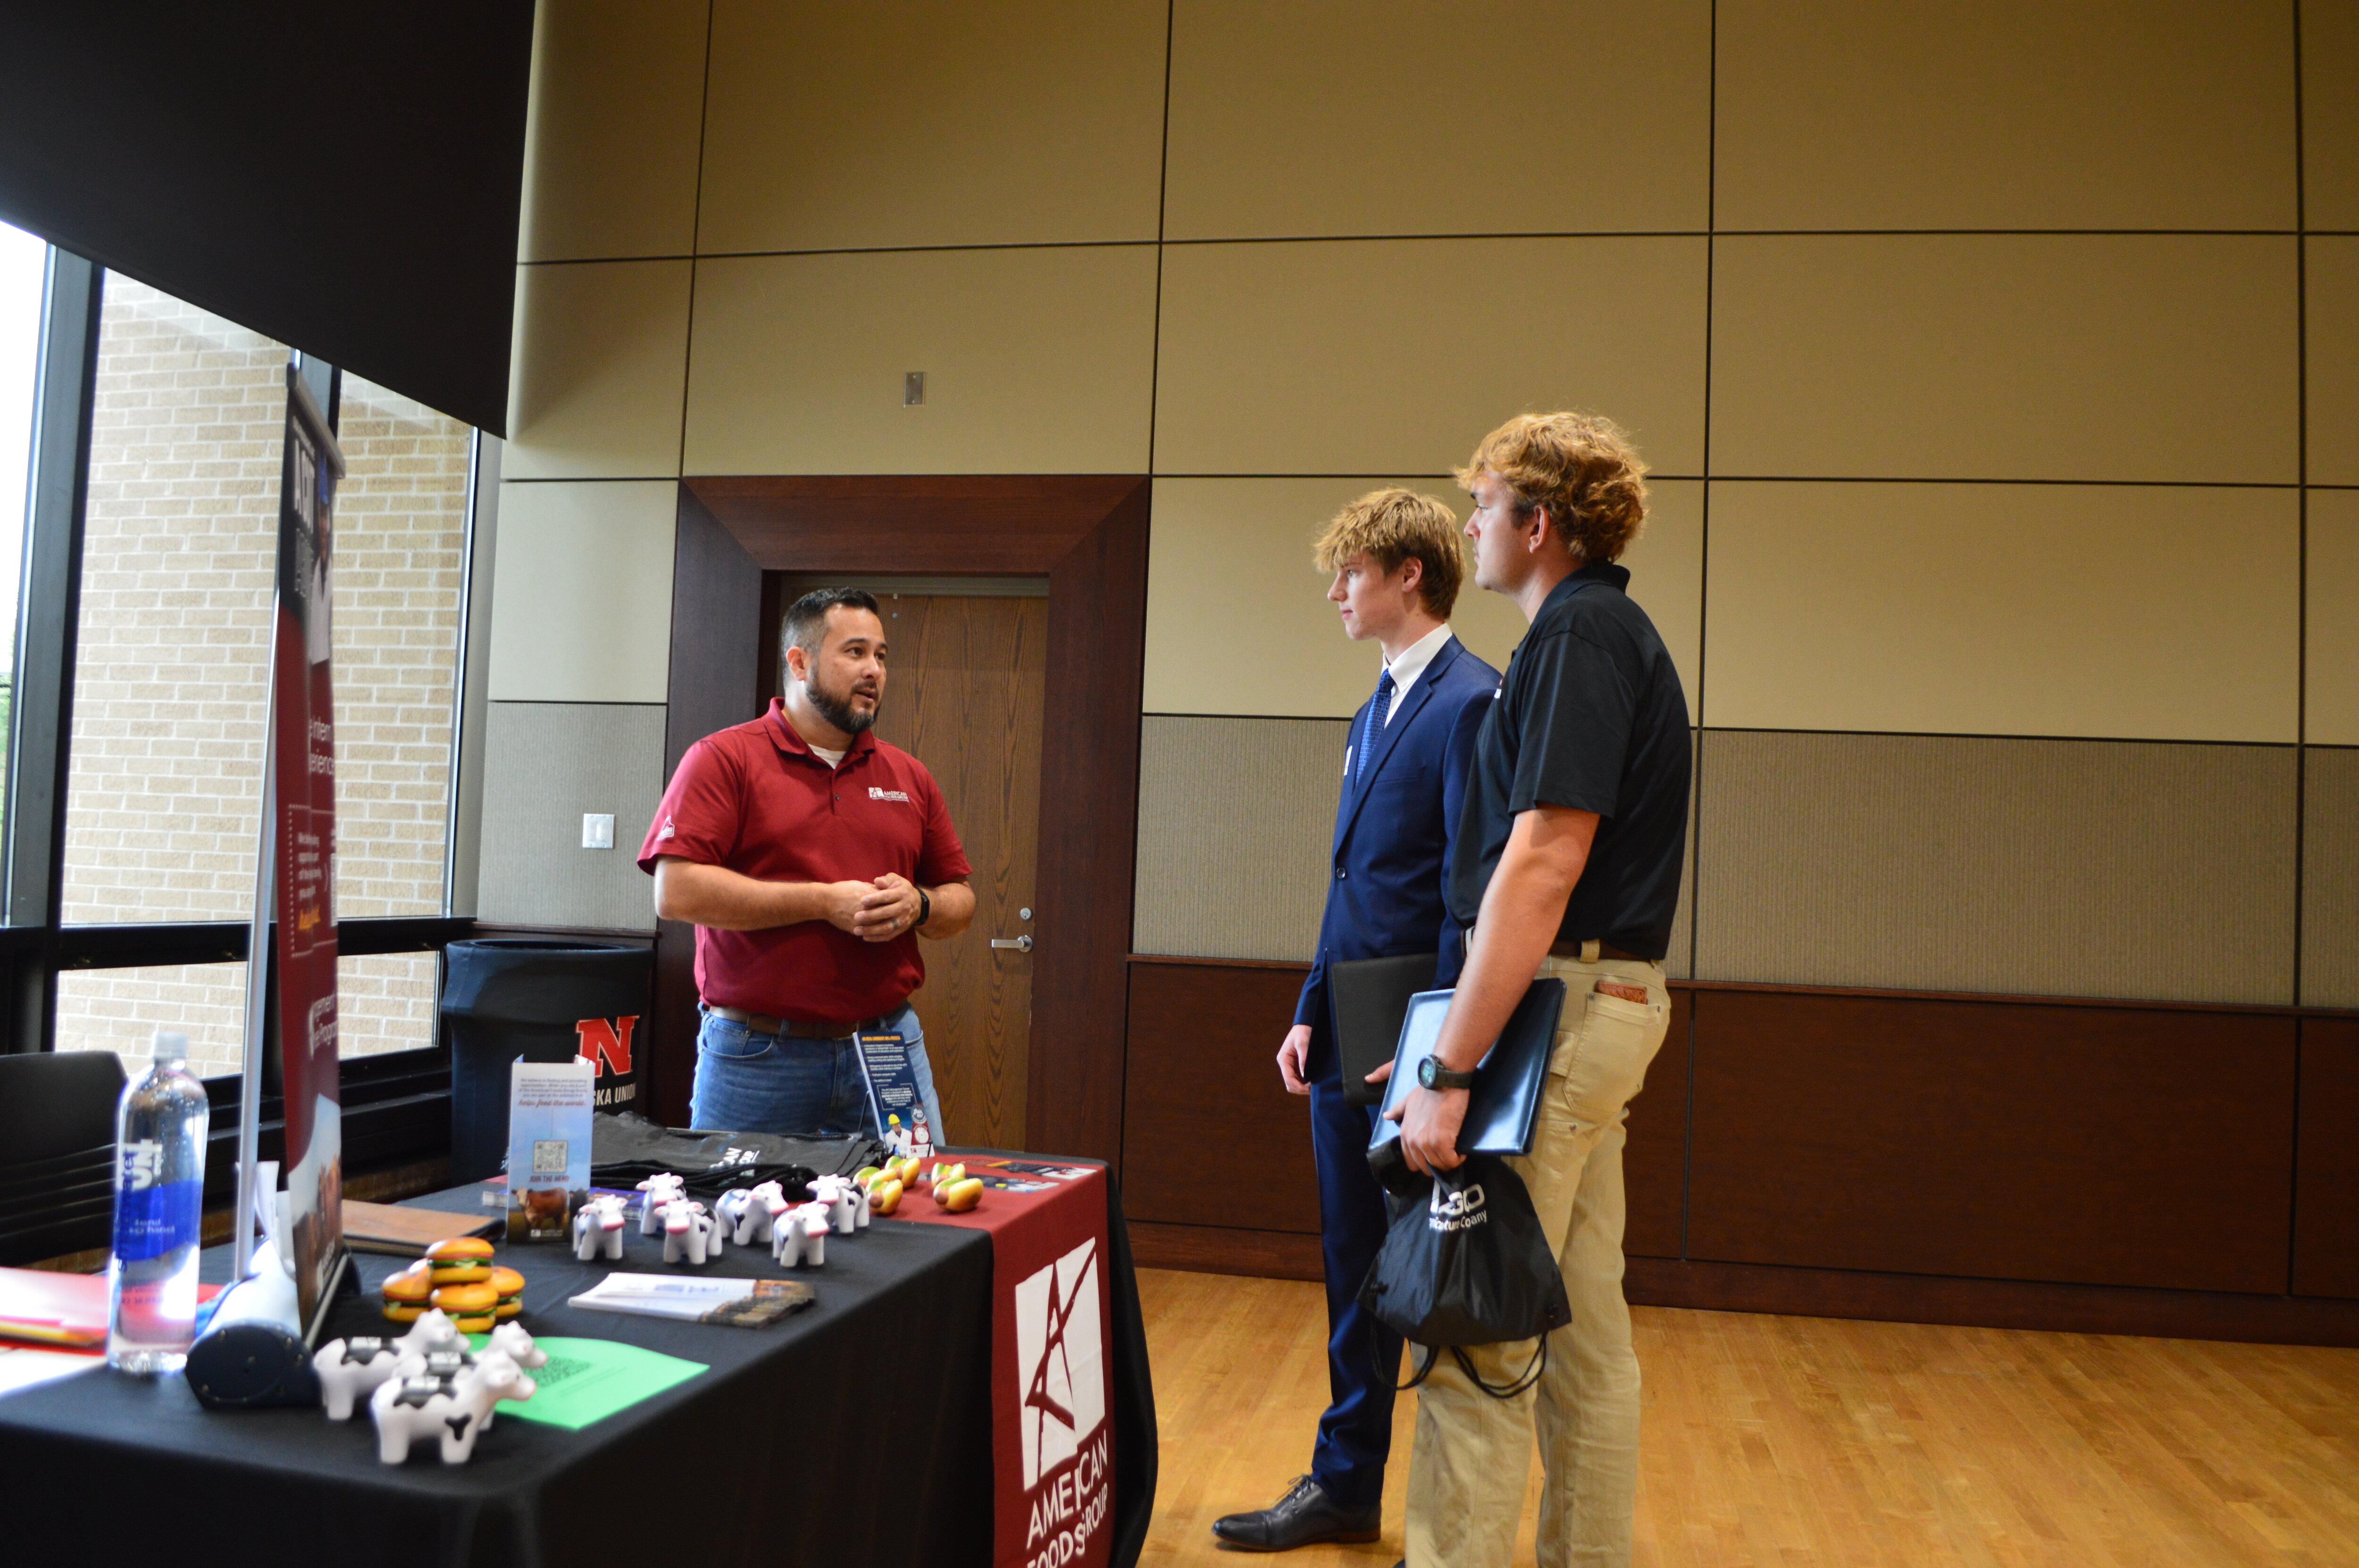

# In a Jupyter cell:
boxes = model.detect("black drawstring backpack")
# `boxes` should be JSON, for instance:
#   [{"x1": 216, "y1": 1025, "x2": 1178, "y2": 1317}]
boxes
[{"x1": 1358, "y1": 1155, "x2": 1572, "y2": 1397}]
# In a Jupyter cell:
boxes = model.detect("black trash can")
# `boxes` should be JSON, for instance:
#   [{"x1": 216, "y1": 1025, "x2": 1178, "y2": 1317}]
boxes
[{"x1": 443, "y1": 939, "x2": 653, "y2": 1184}]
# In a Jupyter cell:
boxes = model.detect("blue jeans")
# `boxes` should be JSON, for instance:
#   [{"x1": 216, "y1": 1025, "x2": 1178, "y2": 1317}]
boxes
[{"x1": 688, "y1": 1002, "x2": 948, "y2": 1143}]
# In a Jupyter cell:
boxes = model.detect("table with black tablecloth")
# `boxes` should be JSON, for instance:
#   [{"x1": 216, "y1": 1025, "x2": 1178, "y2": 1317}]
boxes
[{"x1": 0, "y1": 1161, "x2": 1155, "y2": 1568}]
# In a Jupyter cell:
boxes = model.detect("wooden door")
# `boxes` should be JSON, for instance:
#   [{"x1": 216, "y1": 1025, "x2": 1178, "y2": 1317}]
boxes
[{"x1": 868, "y1": 593, "x2": 1046, "y2": 1149}]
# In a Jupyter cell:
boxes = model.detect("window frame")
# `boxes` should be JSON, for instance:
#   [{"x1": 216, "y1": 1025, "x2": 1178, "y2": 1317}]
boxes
[{"x1": 2, "y1": 248, "x2": 490, "y2": 1185}]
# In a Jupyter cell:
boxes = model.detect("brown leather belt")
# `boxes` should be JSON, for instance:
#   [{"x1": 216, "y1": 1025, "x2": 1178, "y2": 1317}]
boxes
[
  {"x1": 705, "y1": 1004, "x2": 892, "y2": 1040},
  {"x1": 1549, "y1": 938, "x2": 1648, "y2": 963}
]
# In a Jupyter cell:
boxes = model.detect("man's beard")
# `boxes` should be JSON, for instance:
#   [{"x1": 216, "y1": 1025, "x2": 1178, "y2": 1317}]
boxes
[{"x1": 806, "y1": 667, "x2": 878, "y2": 735}]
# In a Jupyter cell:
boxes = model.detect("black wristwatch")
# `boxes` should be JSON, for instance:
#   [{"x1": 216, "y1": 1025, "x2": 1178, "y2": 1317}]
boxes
[
  {"x1": 913, "y1": 887, "x2": 931, "y2": 930},
  {"x1": 1418, "y1": 1056, "x2": 1476, "y2": 1092}
]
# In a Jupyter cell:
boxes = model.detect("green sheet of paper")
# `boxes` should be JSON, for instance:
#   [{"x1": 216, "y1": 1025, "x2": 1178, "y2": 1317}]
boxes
[{"x1": 465, "y1": 1334, "x2": 707, "y2": 1431}]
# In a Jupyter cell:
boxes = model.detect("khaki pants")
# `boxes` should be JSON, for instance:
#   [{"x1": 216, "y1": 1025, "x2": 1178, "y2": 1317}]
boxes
[{"x1": 1404, "y1": 954, "x2": 1672, "y2": 1568}]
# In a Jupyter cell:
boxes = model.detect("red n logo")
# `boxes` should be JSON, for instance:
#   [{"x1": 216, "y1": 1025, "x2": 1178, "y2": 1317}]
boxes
[{"x1": 575, "y1": 1016, "x2": 637, "y2": 1076}]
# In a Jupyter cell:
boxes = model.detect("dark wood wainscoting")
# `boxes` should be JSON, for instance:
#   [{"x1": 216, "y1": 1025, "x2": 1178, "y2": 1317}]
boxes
[
  {"x1": 1120, "y1": 956, "x2": 2359, "y2": 1342},
  {"x1": 2296, "y1": 1016, "x2": 2359, "y2": 1300}
]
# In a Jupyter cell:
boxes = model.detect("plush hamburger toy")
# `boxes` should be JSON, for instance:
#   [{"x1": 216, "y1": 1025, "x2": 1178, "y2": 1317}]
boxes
[
  {"x1": 380, "y1": 1259, "x2": 433, "y2": 1323},
  {"x1": 430, "y1": 1281, "x2": 501, "y2": 1334},
  {"x1": 425, "y1": 1235, "x2": 494, "y2": 1285},
  {"x1": 489, "y1": 1266, "x2": 526, "y2": 1320}
]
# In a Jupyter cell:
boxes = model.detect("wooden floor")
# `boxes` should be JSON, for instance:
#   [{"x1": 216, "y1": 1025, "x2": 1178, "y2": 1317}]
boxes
[{"x1": 1137, "y1": 1268, "x2": 2359, "y2": 1567}]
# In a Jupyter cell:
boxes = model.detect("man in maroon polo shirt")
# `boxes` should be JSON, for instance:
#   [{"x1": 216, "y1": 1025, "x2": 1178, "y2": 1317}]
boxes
[{"x1": 639, "y1": 587, "x2": 977, "y2": 1138}]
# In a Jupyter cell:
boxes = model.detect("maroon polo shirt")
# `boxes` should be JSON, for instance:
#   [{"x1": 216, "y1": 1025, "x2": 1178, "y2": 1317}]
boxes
[{"x1": 637, "y1": 700, "x2": 972, "y2": 1026}]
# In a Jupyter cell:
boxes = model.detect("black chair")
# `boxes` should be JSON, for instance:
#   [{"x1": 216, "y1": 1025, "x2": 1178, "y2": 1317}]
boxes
[{"x1": 0, "y1": 1051, "x2": 127, "y2": 1267}]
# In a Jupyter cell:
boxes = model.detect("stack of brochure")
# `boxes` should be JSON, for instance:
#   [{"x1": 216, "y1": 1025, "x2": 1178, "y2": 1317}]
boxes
[{"x1": 568, "y1": 1273, "x2": 812, "y2": 1327}]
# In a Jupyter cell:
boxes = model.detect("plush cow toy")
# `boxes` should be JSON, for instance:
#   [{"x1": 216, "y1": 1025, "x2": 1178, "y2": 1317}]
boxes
[
  {"x1": 636, "y1": 1173, "x2": 688, "y2": 1235},
  {"x1": 771, "y1": 1201, "x2": 832, "y2": 1268},
  {"x1": 369, "y1": 1355, "x2": 536, "y2": 1465},
  {"x1": 658, "y1": 1197, "x2": 722, "y2": 1265},
  {"x1": 715, "y1": 1181, "x2": 790, "y2": 1246},
  {"x1": 572, "y1": 1193, "x2": 629, "y2": 1261}
]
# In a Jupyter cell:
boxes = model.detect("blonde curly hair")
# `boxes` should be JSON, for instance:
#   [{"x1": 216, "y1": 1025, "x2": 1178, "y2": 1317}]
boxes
[{"x1": 1457, "y1": 412, "x2": 1648, "y2": 563}]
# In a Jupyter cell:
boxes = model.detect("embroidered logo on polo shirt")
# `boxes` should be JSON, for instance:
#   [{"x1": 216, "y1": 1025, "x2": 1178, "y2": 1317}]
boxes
[
  {"x1": 868, "y1": 786, "x2": 911, "y2": 803},
  {"x1": 657, "y1": 817, "x2": 676, "y2": 840}
]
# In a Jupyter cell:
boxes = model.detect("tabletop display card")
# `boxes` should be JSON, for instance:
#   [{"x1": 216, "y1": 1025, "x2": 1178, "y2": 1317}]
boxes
[
  {"x1": 506, "y1": 1059, "x2": 594, "y2": 1243},
  {"x1": 856, "y1": 1029, "x2": 933, "y2": 1156}
]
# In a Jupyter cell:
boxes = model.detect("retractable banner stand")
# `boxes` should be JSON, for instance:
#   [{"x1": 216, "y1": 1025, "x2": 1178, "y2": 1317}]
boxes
[{"x1": 275, "y1": 368, "x2": 349, "y2": 1337}]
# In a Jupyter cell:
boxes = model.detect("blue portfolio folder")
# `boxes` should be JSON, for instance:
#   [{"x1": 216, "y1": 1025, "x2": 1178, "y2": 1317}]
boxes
[{"x1": 1366, "y1": 979, "x2": 1569, "y2": 1160}]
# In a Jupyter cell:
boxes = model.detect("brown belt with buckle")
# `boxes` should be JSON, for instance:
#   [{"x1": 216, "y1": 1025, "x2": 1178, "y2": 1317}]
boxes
[
  {"x1": 705, "y1": 1004, "x2": 890, "y2": 1040},
  {"x1": 1549, "y1": 938, "x2": 1648, "y2": 964}
]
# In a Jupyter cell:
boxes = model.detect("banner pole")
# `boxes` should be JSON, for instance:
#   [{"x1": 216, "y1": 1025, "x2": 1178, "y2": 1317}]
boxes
[{"x1": 231, "y1": 615, "x2": 280, "y2": 1284}]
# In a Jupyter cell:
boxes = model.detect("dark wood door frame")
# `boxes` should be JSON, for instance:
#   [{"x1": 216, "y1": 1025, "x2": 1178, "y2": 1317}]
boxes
[{"x1": 660, "y1": 475, "x2": 1150, "y2": 1168}]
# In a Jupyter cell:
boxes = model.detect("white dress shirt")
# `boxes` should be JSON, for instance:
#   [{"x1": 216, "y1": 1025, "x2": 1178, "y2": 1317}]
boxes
[{"x1": 1377, "y1": 622, "x2": 1453, "y2": 726}]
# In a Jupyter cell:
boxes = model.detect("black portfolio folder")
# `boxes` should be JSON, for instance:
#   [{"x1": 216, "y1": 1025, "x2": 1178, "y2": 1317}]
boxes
[
  {"x1": 1328, "y1": 952, "x2": 1438, "y2": 1107},
  {"x1": 1365, "y1": 978, "x2": 1569, "y2": 1171}
]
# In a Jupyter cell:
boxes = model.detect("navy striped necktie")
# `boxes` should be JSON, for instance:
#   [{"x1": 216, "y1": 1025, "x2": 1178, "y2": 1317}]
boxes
[{"x1": 1357, "y1": 669, "x2": 1396, "y2": 782}]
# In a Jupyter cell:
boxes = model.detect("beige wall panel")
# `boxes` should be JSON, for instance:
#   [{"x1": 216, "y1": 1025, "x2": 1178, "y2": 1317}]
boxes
[
  {"x1": 505, "y1": 260, "x2": 692, "y2": 479},
  {"x1": 1694, "y1": 732, "x2": 2297, "y2": 1004},
  {"x1": 2312, "y1": 238, "x2": 2359, "y2": 485},
  {"x1": 1142, "y1": 478, "x2": 1700, "y2": 719},
  {"x1": 1712, "y1": 236, "x2": 2300, "y2": 484},
  {"x1": 1715, "y1": 1, "x2": 2297, "y2": 231},
  {"x1": 478, "y1": 702, "x2": 666, "y2": 932},
  {"x1": 1134, "y1": 716, "x2": 1697, "y2": 977},
  {"x1": 488, "y1": 480, "x2": 677, "y2": 703},
  {"x1": 683, "y1": 247, "x2": 1158, "y2": 475},
  {"x1": 2312, "y1": 490, "x2": 2359, "y2": 745},
  {"x1": 2308, "y1": 0, "x2": 2359, "y2": 228},
  {"x1": 2301, "y1": 747, "x2": 2359, "y2": 1007},
  {"x1": 519, "y1": 0, "x2": 708, "y2": 262},
  {"x1": 1704, "y1": 483, "x2": 2300, "y2": 743},
  {"x1": 1134, "y1": 716, "x2": 1348, "y2": 962},
  {"x1": 696, "y1": 0, "x2": 1166, "y2": 253},
  {"x1": 1162, "y1": 0, "x2": 1709, "y2": 239},
  {"x1": 1155, "y1": 238, "x2": 1707, "y2": 477}
]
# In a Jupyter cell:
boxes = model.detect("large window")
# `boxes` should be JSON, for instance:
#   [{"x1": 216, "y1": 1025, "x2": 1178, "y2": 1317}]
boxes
[{"x1": 18, "y1": 260, "x2": 483, "y2": 1083}]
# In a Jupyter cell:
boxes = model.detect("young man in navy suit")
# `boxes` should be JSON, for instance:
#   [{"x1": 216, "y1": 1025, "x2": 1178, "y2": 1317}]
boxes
[{"x1": 1213, "y1": 489, "x2": 1501, "y2": 1552}]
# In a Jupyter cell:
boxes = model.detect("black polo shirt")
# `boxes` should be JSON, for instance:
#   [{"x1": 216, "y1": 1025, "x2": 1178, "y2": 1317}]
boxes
[{"x1": 1448, "y1": 560, "x2": 1691, "y2": 959}]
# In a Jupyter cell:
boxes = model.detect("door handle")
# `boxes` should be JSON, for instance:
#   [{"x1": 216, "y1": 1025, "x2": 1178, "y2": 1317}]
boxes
[{"x1": 990, "y1": 935, "x2": 1033, "y2": 953}]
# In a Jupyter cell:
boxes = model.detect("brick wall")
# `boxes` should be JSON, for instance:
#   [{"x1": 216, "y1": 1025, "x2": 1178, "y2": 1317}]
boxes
[{"x1": 54, "y1": 279, "x2": 468, "y2": 1076}]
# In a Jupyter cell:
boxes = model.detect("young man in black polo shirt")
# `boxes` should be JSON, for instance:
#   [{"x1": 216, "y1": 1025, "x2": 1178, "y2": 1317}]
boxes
[{"x1": 1389, "y1": 413, "x2": 1690, "y2": 1568}]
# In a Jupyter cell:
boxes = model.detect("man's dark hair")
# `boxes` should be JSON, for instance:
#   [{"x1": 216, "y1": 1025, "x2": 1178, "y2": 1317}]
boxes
[{"x1": 782, "y1": 586, "x2": 882, "y2": 663}]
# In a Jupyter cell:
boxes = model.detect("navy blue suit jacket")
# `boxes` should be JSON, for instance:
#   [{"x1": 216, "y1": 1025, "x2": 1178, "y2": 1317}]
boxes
[{"x1": 1294, "y1": 635, "x2": 1501, "y2": 1036}]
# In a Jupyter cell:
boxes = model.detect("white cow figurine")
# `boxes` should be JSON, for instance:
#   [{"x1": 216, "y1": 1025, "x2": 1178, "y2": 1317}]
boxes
[
  {"x1": 312, "y1": 1335, "x2": 407, "y2": 1420},
  {"x1": 390, "y1": 1308, "x2": 467, "y2": 1361},
  {"x1": 715, "y1": 1181, "x2": 790, "y2": 1246},
  {"x1": 572, "y1": 1193, "x2": 628, "y2": 1260},
  {"x1": 369, "y1": 1357, "x2": 536, "y2": 1465},
  {"x1": 659, "y1": 1197, "x2": 722, "y2": 1265},
  {"x1": 636, "y1": 1174, "x2": 688, "y2": 1234},
  {"x1": 465, "y1": 1348, "x2": 541, "y2": 1430},
  {"x1": 810, "y1": 1174, "x2": 863, "y2": 1236},
  {"x1": 488, "y1": 1320, "x2": 547, "y2": 1370},
  {"x1": 771, "y1": 1201, "x2": 831, "y2": 1268}
]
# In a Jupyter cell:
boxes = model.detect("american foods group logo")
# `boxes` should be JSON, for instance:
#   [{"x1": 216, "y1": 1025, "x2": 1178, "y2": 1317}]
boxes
[
  {"x1": 1016, "y1": 1238, "x2": 1111, "y2": 1566},
  {"x1": 1017, "y1": 1238, "x2": 1105, "y2": 1487}
]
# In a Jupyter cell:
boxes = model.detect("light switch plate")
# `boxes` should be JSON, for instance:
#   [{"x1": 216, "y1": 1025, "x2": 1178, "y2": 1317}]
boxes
[
  {"x1": 903, "y1": 370, "x2": 925, "y2": 406},
  {"x1": 581, "y1": 813, "x2": 615, "y2": 850}
]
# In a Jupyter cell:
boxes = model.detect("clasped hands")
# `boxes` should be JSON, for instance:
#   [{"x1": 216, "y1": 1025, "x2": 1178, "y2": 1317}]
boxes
[{"x1": 827, "y1": 872, "x2": 923, "y2": 942}]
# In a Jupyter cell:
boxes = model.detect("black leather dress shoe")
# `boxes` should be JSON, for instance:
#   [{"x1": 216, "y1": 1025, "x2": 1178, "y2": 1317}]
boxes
[{"x1": 1211, "y1": 1475, "x2": 1380, "y2": 1550}]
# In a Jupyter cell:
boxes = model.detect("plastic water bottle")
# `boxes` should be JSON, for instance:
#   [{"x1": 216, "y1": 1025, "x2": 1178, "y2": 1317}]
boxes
[{"x1": 107, "y1": 1030, "x2": 209, "y2": 1373}]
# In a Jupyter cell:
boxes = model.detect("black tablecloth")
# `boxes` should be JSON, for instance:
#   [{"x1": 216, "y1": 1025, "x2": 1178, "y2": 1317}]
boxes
[{"x1": 0, "y1": 1169, "x2": 1157, "y2": 1568}]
